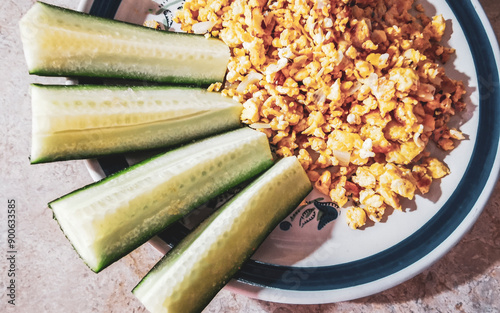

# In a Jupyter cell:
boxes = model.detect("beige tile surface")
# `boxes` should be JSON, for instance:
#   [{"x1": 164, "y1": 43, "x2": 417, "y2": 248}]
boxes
[{"x1": 1, "y1": 0, "x2": 499, "y2": 312}]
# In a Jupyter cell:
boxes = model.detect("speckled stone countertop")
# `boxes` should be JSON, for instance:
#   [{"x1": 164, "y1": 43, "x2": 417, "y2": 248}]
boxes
[{"x1": 1, "y1": 0, "x2": 499, "y2": 312}]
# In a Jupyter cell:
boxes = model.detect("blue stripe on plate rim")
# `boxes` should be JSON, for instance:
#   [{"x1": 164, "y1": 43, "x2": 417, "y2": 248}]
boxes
[
  {"x1": 88, "y1": 0, "x2": 122, "y2": 19},
  {"x1": 82, "y1": 0, "x2": 500, "y2": 302}
]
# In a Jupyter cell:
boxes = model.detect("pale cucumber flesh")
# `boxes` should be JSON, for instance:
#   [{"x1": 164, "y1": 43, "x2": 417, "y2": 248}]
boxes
[
  {"x1": 30, "y1": 84, "x2": 242, "y2": 163},
  {"x1": 133, "y1": 156, "x2": 312, "y2": 313},
  {"x1": 49, "y1": 128, "x2": 273, "y2": 272},
  {"x1": 19, "y1": 2, "x2": 230, "y2": 84}
]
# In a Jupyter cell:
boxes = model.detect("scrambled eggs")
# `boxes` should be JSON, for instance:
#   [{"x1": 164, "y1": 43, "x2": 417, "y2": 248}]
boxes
[{"x1": 174, "y1": 0, "x2": 466, "y2": 229}]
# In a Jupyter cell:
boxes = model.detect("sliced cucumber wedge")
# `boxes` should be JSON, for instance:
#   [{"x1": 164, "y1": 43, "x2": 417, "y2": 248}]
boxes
[
  {"x1": 30, "y1": 84, "x2": 243, "y2": 163},
  {"x1": 19, "y1": 2, "x2": 230, "y2": 85},
  {"x1": 133, "y1": 156, "x2": 312, "y2": 313},
  {"x1": 49, "y1": 127, "x2": 274, "y2": 272}
]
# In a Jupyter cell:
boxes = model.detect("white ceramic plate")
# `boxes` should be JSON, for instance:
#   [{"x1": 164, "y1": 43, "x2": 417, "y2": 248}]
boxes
[{"x1": 80, "y1": 0, "x2": 500, "y2": 304}]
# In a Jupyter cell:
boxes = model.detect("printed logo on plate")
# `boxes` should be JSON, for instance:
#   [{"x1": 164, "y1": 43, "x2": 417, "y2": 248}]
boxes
[{"x1": 279, "y1": 198, "x2": 340, "y2": 231}]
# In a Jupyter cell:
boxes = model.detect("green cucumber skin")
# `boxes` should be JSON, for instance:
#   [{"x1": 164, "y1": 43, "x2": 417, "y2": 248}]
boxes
[
  {"x1": 49, "y1": 129, "x2": 274, "y2": 272},
  {"x1": 30, "y1": 83, "x2": 209, "y2": 91},
  {"x1": 132, "y1": 158, "x2": 312, "y2": 313},
  {"x1": 21, "y1": 2, "x2": 229, "y2": 86},
  {"x1": 28, "y1": 70, "x2": 219, "y2": 87},
  {"x1": 30, "y1": 111, "x2": 242, "y2": 164},
  {"x1": 30, "y1": 84, "x2": 243, "y2": 164},
  {"x1": 50, "y1": 159, "x2": 274, "y2": 272},
  {"x1": 133, "y1": 186, "x2": 310, "y2": 312}
]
